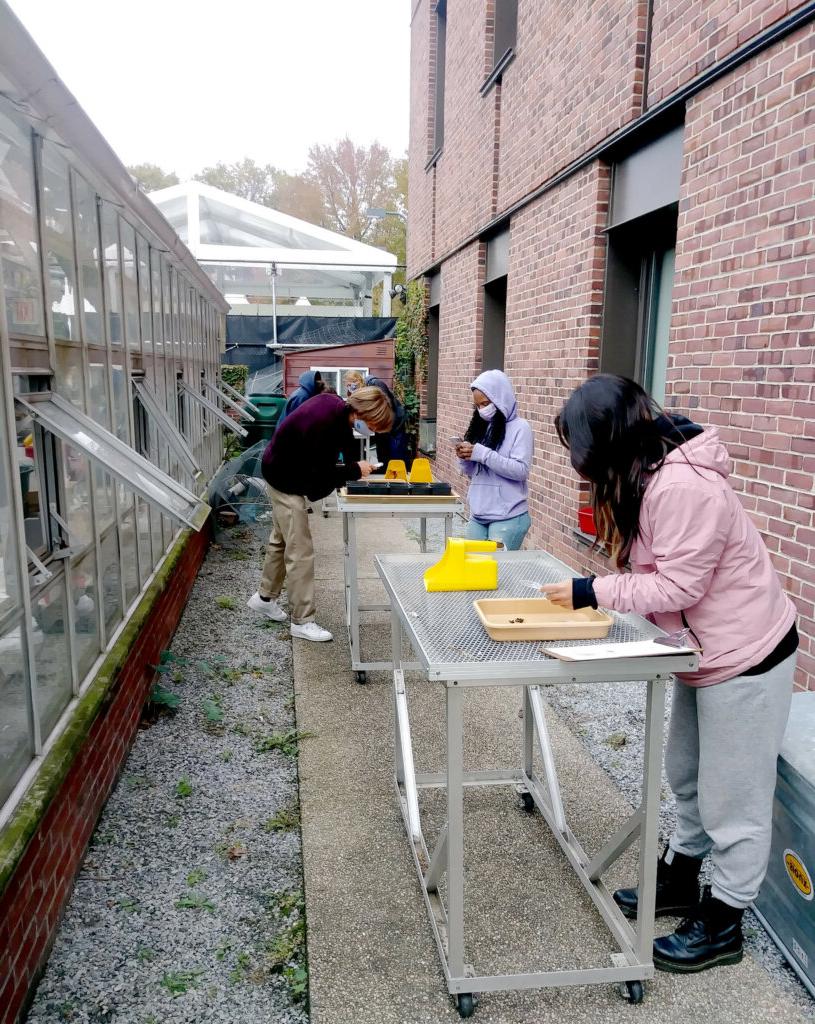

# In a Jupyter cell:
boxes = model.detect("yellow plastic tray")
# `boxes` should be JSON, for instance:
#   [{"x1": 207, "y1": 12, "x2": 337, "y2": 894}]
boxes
[{"x1": 473, "y1": 598, "x2": 613, "y2": 642}]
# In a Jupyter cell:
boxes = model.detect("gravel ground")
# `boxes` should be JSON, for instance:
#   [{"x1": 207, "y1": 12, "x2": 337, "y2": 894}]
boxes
[
  {"x1": 405, "y1": 515, "x2": 814, "y2": 1020},
  {"x1": 545, "y1": 680, "x2": 815, "y2": 1022},
  {"x1": 27, "y1": 521, "x2": 308, "y2": 1024}
]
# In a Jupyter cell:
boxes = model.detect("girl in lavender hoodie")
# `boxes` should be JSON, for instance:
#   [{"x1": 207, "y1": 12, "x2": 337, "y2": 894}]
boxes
[
  {"x1": 455, "y1": 370, "x2": 533, "y2": 550},
  {"x1": 543, "y1": 375, "x2": 797, "y2": 976}
]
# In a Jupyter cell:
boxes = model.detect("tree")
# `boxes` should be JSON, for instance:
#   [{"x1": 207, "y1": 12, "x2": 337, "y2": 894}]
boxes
[
  {"x1": 306, "y1": 138, "x2": 396, "y2": 242},
  {"x1": 128, "y1": 163, "x2": 179, "y2": 192},
  {"x1": 194, "y1": 158, "x2": 282, "y2": 207},
  {"x1": 367, "y1": 154, "x2": 407, "y2": 267},
  {"x1": 273, "y1": 171, "x2": 326, "y2": 227}
]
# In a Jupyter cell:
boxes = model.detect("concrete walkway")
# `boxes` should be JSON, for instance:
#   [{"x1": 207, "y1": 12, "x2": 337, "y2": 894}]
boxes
[{"x1": 294, "y1": 510, "x2": 808, "y2": 1024}]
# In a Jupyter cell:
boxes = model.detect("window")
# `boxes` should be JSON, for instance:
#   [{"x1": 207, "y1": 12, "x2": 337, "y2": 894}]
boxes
[
  {"x1": 132, "y1": 374, "x2": 200, "y2": 476},
  {"x1": 12, "y1": 375, "x2": 56, "y2": 558},
  {"x1": 41, "y1": 141, "x2": 78, "y2": 341},
  {"x1": 601, "y1": 211, "x2": 677, "y2": 403},
  {"x1": 15, "y1": 392, "x2": 210, "y2": 530},
  {"x1": 31, "y1": 574, "x2": 72, "y2": 738},
  {"x1": 0, "y1": 620, "x2": 34, "y2": 807},
  {"x1": 483, "y1": 278, "x2": 507, "y2": 371},
  {"x1": 420, "y1": 271, "x2": 440, "y2": 455},
  {"x1": 0, "y1": 371, "x2": 33, "y2": 807},
  {"x1": 137, "y1": 234, "x2": 152, "y2": 353},
  {"x1": 178, "y1": 379, "x2": 247, "y2": 438},
  {"x1": 101, "y1": 202, "x2": 122, "y2": 345},
  {"x1": 428, "y1": 0, "x2": 447, "y2": 166},
  {"x1": 482, "y1": 228, "x2": 509, "y2": 371},
  {"x1": 309, "y1": 366, "x2": 369, "y2": 397},
  {"x1": 120, "y1": 220, "x2": 139, "y2": 350},
  {"x1": 482, "y1": 0, "x2": 517, "y2": 94},
  {"x1": 202, "y1": 380, "x2": 255, "y2": 423},
  {"x1": 73, "y1": 173, "x2": 104, "y2": 345},
  {"x1": 601, "y1": 127, "x2": 683, "y2": 403},
  {"x1": 0, "y1": 99, "x2": 44, "y2": 337}
]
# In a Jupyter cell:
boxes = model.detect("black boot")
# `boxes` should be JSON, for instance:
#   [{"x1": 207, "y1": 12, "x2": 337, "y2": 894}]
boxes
[
  {"x1": 653, "y1": 886, "x2": 744, "y2": 973},
  {"x1": 613, "y1": 848, "x2": 702, "y2": 920}
]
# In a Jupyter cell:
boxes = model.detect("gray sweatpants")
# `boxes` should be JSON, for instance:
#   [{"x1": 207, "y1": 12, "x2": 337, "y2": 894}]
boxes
[{"x1": 666, "y1": 653, "x2": 796, "y2": 908}]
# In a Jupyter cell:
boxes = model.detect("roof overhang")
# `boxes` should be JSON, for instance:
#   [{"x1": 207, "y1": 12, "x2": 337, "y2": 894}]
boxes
[{"x1": 0, "y1": 1, "x2": 228, "y2": 313}]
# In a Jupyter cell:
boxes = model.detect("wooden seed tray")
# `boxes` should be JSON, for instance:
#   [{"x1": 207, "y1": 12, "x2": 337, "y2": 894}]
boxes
[{"x1": 473, "y1": 598, "x2": 613, "y2": 642}]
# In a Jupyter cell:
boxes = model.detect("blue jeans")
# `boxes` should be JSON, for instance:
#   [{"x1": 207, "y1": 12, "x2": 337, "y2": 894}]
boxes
[{"x1": 465, "y1": 512, "x2": 531, "y2": 551}]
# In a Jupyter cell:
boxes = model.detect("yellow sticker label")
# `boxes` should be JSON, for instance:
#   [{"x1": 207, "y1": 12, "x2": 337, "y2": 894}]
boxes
[{"x1": 784, "y1": 850, "x2": 813, "y2": 900}]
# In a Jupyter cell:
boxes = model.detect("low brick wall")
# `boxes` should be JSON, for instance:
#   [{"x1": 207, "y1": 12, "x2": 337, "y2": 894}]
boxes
[{"x1": 0, "y1": 522, "x2": 211, "y2": 1024}]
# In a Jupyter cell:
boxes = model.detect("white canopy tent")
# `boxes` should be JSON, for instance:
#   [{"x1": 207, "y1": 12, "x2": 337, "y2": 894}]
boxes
[{"x1": 149, "y1": 182, "x2": 398, "y2": 319}]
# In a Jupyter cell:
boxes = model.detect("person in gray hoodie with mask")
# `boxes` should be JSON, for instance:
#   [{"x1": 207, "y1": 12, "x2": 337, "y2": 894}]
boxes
[
  {"x1": 279, "y1": 370, "x2": 325, "y2": 423},
  {"x1": 455, "y1": 369, "x2": 534, "y2": 550}
]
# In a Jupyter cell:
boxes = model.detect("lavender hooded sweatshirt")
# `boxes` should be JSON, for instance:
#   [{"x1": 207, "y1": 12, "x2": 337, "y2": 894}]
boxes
[{"x1": 459, "y1": 370, "x2": 533, "y2": 523}]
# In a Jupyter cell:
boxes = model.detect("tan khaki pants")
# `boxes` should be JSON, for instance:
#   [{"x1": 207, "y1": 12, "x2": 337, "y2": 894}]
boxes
[{"x1": 259, "y1": 487, "x2": 316, "y2": 624}]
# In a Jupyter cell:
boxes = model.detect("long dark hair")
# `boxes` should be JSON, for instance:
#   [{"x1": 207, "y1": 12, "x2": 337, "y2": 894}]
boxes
[
  {"x1": 554, "y1": 375, "x2": 683, "y2": 568},
  {"x1": 464, "y1": 406, "x2": 507, "y2": 451}
]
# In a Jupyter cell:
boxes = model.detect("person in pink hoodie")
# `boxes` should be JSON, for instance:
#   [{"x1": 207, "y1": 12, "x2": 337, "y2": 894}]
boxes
[{"x1": 542, "y1": 375, "x2": 797, "y2": 975}]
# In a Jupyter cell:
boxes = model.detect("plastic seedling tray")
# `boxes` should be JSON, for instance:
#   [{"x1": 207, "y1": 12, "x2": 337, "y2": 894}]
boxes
[{"x1": 473, "y1": 598, "x2": 613, "y2": 641}]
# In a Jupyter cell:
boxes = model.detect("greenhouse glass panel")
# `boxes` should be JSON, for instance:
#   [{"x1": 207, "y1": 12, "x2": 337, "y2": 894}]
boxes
[
  {"x1": 16, "y1": 394, "x2": 209, "y2": 531},
  {"x1": 31, "y1": 575, "x2": 72, "y2": 737},
  {"x1": 41, "y1": 141, "x2": 78, "y2": 341},
  {"x1": 0, "y1": 99, "x2": 44, "y2": 337}
]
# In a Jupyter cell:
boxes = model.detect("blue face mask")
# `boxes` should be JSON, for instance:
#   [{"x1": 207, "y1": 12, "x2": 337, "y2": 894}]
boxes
[{"x1": 477, "y1": 402, "x2": 497, "y2": 422}]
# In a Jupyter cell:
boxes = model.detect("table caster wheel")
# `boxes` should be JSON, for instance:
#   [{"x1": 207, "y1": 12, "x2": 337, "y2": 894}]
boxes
[
  {"x1": 519, "y1": 791, "x2": 535, "y2": 813},
  {"x1": 456, "y1": 993, "x2": 475, "y2": 1018},
  {"x1": 621, "y1": 980, "x2": 644, "y2": 1004},
  {"x1": 355, "y1": 670, "x2": 367, "y2": 684}
]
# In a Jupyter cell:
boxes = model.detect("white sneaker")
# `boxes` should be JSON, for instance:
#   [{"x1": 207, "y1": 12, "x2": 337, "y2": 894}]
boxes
[
  {"x1": 247, "y1": 591, "x2": 288, "y2": 622},
  {"x1": 290, "y1": 621, "x2": 333, "y2": 643}
]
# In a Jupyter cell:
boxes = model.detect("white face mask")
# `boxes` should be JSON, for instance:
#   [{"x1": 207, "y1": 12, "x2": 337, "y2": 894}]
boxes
[{"x1": 477, "y1": 402, "x2": 497, "y2": 422}]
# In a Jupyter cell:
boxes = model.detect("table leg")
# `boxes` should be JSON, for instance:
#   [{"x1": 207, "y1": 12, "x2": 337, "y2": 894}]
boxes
[
  {"x1": 636, "y1": 677, "x2": 666, "y2": 962},
  {"x1": 342, "y1": 512, "x2": 350, "y2": 620},
  {"x1": 347, "y1": 513, "x2": 360, "y2": 669},
  {"x1": 446, "y1": 683, "x2": 466, "y2": 978},
  {"x1": 444, "y1": 513, "x2": 452, "y2": 543},
  {"x1": 420, "y1": 516, "x2": 427, "y2": 553},
  {"x1": 523, "y1": 685, "x2": 534, "y2": 779}
]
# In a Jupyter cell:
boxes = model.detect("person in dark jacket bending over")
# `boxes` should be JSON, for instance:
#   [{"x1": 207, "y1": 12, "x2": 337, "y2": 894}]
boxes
[
  {"x1": 247, "y1": 387, "x2": 394, "y2": 642},
  {"x1": 280, "y1": 370, "x2": 325, "y2": 422},
  {"x1": 345, "y1": 371, "x2": 409, "y2": 465}
]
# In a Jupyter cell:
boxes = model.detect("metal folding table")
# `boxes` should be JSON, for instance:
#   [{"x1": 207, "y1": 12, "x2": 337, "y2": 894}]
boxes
[
  {"x1": 375, "y1": 551, "x2": 698, "y2": 1017},
  {"x1": 337, "y1": 491, "x2": 462, "y2": 683}
]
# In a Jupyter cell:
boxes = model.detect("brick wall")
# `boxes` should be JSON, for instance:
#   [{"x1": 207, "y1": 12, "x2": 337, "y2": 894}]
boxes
[
  {"x1": 505, "y1": 163, "x2": 612, "y2": 576},
  {"x1": 668, "y1": 25, "x2": 815, "y2": 689},
  {"x1": 433, "y1": 0, "x2": 501, "y2": 256},
  {"x1": 408, "y1": 0, "x2": 435, "y2": 274},
  {"x1": 409, "y1": 3, "x2": 815, "y2": 689},
  {"x1": 0, "y1": 524, "x2": 210, "y2": 1024},
  {"x1": 497, "y1": 0, "x2": 647, "y2": 210},
  {"x1": 433, "y1": 242, "x2": 486, "y2": 488},
  {"x1": 648, "y1": 0, "x2": 811, "y2": 106}
]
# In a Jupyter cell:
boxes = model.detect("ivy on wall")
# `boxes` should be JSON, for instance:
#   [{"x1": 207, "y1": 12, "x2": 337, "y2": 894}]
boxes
[
  {"x1": 392, "y1": 280, "x2": 428, "y2": 446},
  {"x1": 221, "y1": 364, "x2": 249, "y2": 395}
]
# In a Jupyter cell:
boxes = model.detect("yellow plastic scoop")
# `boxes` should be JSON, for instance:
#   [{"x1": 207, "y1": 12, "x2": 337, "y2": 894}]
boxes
[
  {"x1": 384, "y1": 459, "x2": 408, "y2": 481},
  {"x1": 423, "y1": 538, "x2": 499, "y2": 592},
  {"x1": 409, "y1": 457, "x2": 433, "y2": 483}
]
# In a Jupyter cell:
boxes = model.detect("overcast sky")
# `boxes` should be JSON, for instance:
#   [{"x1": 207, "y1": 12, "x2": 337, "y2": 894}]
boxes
[{"x1": 9, "y1": 0, "x2": 411, "y2": 177}]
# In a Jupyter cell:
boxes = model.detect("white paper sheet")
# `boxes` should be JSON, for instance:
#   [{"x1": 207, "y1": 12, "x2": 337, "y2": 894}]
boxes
[{"x1": 542, "y1": 640, "x2": 698, "y2": 661}]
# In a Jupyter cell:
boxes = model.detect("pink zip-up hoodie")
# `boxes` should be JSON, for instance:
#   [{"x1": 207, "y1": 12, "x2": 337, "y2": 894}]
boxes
[{"x1": 592, "y1": 428, "x2": 796, "y2": 687}]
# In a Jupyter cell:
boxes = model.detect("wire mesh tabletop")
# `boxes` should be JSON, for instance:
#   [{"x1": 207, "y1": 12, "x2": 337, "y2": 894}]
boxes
[{"x1": 376, "y1": 551, "x2": 696, "y2": 681}]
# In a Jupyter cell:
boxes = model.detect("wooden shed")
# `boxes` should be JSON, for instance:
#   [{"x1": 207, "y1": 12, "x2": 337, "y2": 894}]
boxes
[{"x1": 283, "y1": 339, "x2": 395, "y2": 397}]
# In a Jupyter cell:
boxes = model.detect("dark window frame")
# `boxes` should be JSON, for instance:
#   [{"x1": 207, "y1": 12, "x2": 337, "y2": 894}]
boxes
[
  {"x1": 426, "y1": 0, "x2": 447, "y2": 170},
  {"x1": 600, "y1": 205, "x2": 678, "y2": 396},
  {"x1": 481, "y1": 0, "x2": 518, "y2": 96}
]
